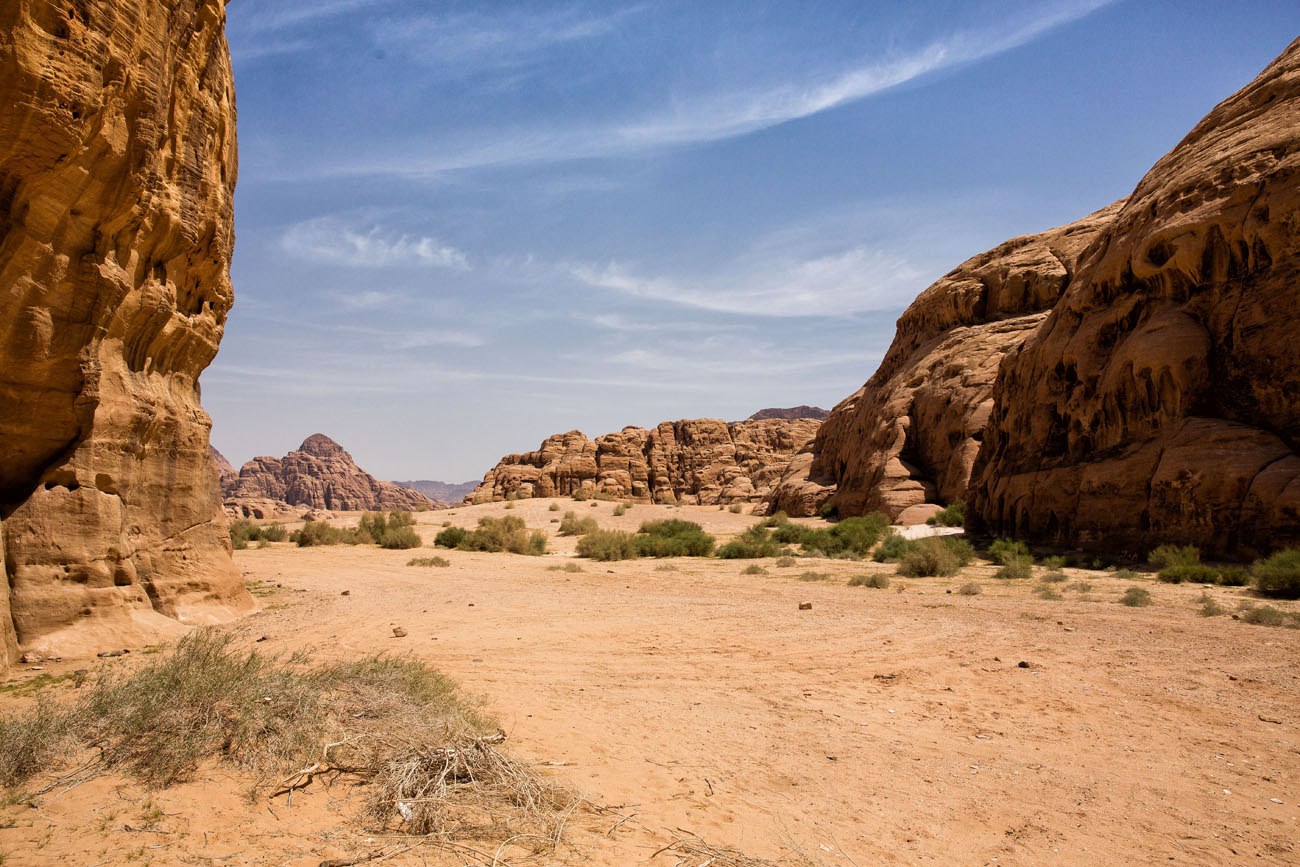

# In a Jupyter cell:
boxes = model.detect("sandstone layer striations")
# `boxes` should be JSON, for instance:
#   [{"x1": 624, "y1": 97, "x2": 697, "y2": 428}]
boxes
[
  {"x1": 474, "y1": 418, "x2": 820, "y2": 506},
  {"x1": 769, "y1": 205, "x2": 1120, "y2": 519},
  {"x1": 224, "y1": 435, "x2": 434, "y2": 513},
  {"x1": 0, "y1": 0, "x2": 251, "y2": 662},
  {"x1": 968, "y1": 38, "x2": 1300, "y2": 557}
]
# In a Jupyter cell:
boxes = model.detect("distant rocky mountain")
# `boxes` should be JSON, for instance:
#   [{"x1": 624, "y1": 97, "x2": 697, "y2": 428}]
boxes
[
  {"x1": 224, "y1": 434, "x2": 433, "y2": 512},
  {"x1": 772, "y1": 37, "x2": 1300, "y2": 558},
  {"x1": 210, "y1": 446, "x2": 237, "y2": 484},
  {"x1": 747, "y1": 406, "x2": 829, "y2": 421},
  {"x1": 395, "y1": 480, "x2": 479, "y2": 505},
  {"x1": 474, "y1": 417, "x2": 820, "y2": 506}
]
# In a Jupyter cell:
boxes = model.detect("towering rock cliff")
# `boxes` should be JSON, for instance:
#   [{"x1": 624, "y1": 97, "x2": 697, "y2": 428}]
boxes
[
  {"x1": 773, "y1": 37, "x2": 1300, "y2": 557},
  {"x1": 224, "y1": 434, "x2": 434, "y2": 512},
  {"x1": 770, "y1": 205, "x2": 1120, "y2": 518},
  {"x1": 968, "y1": 37, "x2": 1300, "y2": 557},
  {"x1": 474, "y1": 417, "x2": 821, "y2": 506},
  {"x1": 0, "y1": 0, "x2": 251, "y2": 662}
]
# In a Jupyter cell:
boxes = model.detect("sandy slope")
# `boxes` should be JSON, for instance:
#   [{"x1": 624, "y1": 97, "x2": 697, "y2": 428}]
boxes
[{"x1": 1, "y1": 498, "x2": 1297, "y2": 865}]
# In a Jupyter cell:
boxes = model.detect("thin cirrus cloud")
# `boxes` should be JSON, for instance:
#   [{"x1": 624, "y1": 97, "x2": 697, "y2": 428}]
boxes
[
  {"x1": 317, "y1": 0, "x2": 1116, "y2": 179},
  {"x1": 570, "y1": 246, "x2": 926, "y2": 318},
  {"x1": 280, "y1": 217, "x2": 469, "y2": 270}
]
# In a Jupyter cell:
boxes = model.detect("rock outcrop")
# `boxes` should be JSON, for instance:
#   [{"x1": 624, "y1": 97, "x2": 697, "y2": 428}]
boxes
[
  {"x1": 769, "y1": 205, "x2": 1120, "y2": 518},
  {"x1": 474, "y1": 418, "x2": 821, "y2": 506},
  {"x1": 224, "y1": 435, "x2": 434, "y2": 512},
  {"x1": 211, "y1": 446, "x2": 236, "y2": 485},
  {"x1": 394, "y1": 479, "x2": 479, "y2": 505},
  {"x1": 968, "y1": 37, "x2": 1300, "y2": 557},
  {"x1": 0, "y1": 0, "x2": 251, "y2": 664},
  {"x1": 747, "y1": 406, "x2": 829, "y2": 422},
  {"x1": 773, "y1": 37, "x2": 1300, "y2": 557}
]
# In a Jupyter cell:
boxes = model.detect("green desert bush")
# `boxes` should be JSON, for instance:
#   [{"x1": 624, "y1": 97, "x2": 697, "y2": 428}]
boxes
[
  {"x1": 440, "y1": 516, "x2": 545, "y2": 555},
  {"x1": 995, "y1": 555, "x2": 1034, "y2": 581},
  {"x1": 356, "y1": 511, "x2": 422, "y2": 549},
  {"x1": 796, "y1": 571, "x2": 832, "y2": 582},
  {"x1": 548, "y1": 502, "x2": 561, "y2": 512},
  {"x1": 1252, "y1": 548, "x2": 1300, "y2": 599},
  {"x1": 292, "y1": 520, "x2": 367, "y2": 547},
  {"x1": 717, "y1": 524, "x2": 783, "y2": 559},
  {"x1": 897, "y1": 536, "x2": 972, "y2": 578},
  {"x1": 1120, "y1": 587, "x2": 1153, "y2": 607},
  {"x1": 433, "y1": 526, "x2": 469, "y2": 548},
  {"x1": 761, "y1": 511, "x2": 790, "y2": 528},
  {"x1": 728, "y1": 503, "x2": 744, "y2": 514},
  {"x1": 848, "y1": 574, "x2": 891, "y2": 589},
  {"x1": 799, "y1": 514, "x2": 891, "y2": 558},
  {"x1": 612, "y1": 504, "x2": 628, "y2": 517},
  {"x1": 1035, "y1": 584, "x2": 1063, "y2": 600},
  {"x1": 927, "y1": 499, "x2": 966, "y2": 527},
  {"x1": 872, "y1": 532, "x2": 911, "y2": 563},
  {"x1": 229, "y1": 519, "x2": 288, "y2": 549},
  {"x1": 558, "y1": 511, "x2": 599, "y2": 536},
  {"x1": 1112, "y1": 568, "x2": 1139, "y2": 580},
  {"x1": 772, "y1": 523, "x2": 811, "y2": 545},
  {"x1": 987, "y1": 538, "x2": 1031, "y2": 566},
  {"x1": 1157, "y1": 563, "x2": 1219, "y2": 584},
  {"x1": 407, "y1": 556, "x2": 451, "y2": 568},
  {"x1": 1239, "y1": 604, "x2": 1295, "y2": 628},
  {"x1": 1217, "y1": 566, "x2": 1250, "y2": 587},
  {"x1": 576, "y1": 529, "x2": 639, "y2": 561},
  {"x1": 1149, "y1": 544, "x2": 1200, "y2": 569},
  {"x1": 634, "y1": 519, "x2": 715, "y2": 557},
  {"x1": 1197, "y1": 592, "x2": 1228, "y2": 617}
]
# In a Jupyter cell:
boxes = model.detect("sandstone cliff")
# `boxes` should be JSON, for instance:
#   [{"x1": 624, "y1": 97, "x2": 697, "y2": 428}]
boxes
[
  {"x1": 210, "y1": 445, "x2": 236, "y2": 485},
  {"x1": 747, "y1": 406, "x2": 829, "y2": 422},
  {"x1": 474, "y1": 418, "x2": 820, "y2": 506},
  {"x1": 0, "y1": 0, "x2": 252, "y2": 663},
  {"x1": 968, "y1": 37, "x2": 1300, "y2": 557},
  {"x1": 224, "y1": 434, "x2": 434, "y2": 512},
  {"x1": 395, "y1": 479, "x2": 479, "y2": 505},
  {"x1": 769, "y1": 205, "x2": 1120, "y2": 518}
]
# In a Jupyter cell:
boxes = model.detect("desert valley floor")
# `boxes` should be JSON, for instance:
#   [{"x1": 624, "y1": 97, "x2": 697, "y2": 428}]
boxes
[{"x1": 1, "y1": 498, "x2": 1297, "y2": 866}]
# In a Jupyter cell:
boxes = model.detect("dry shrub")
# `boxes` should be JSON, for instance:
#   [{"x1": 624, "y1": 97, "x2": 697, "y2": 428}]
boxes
[
  {"x1": 408, "y1": 556, "x2": 451, "y2": 568},
  {"x1": 957, "y1": 582, "x2": 982, "y2": 596},
  {"x1": 558, "y1": 511, "x2": 599, "y2": 536},
  {"x1": 0, "y1": 630, "x2": 575, "y2": 848},
  {"x1": 848, "y1": 574, "x2": 890, "y2": 589}
]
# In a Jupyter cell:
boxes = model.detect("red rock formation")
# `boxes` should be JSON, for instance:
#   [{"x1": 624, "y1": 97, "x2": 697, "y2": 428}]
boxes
[
  {"x1": 769, "y1": 205, "x2": 1119, "y2": 518},
  {"x1": 0, "y1": 0, "x2": 251, "y2": 663},
  {"x1": 968, "y1": 38, "x2": 1300, "y2": 557},
  {"x1": 211, "y1": 446, "x2": 237, "y2": 485},
  {"x1": 224, "y1": 434, "x2": 434, "y2": 512},
  {"x1": 747, "y1": 406, "x2": 829, "y2": 421},
  {"x1": 474, "y1": 418, "x2": 821, "y2": 506}
]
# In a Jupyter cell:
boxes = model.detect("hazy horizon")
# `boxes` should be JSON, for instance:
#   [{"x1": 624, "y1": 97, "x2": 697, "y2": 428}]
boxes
[{"x1": 205, "y1": 1, "x2": 1300, "y2": 481}]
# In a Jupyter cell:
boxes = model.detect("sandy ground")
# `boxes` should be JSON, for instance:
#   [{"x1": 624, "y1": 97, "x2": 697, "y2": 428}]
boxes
[{"x1": 1, "y1": 498, "x2": 1298, "y2": 866}]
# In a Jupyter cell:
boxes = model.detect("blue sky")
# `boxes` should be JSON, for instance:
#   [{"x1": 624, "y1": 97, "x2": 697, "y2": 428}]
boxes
[{"x1": 206, "y1": 0, "x2": 1300, "y2": 482}]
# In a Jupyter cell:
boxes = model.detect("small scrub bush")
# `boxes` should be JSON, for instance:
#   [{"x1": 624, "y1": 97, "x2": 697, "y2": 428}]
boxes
[
  {"x1": 1196, "y1": 592, "x2": 1227, "y2": 617},
  {"x1": 1113, "y1": 568, "x2": 1139, "y2": 580},
  {"x1": 796, "y1": 571, "x2": 832, "y2": 582},
  {"x1": 774, "y1": 556, "x2": 797, "y2": 568},
  {"x1": 817, "y1": 500, "x2": 837, "y2": 519},
  {"x1": 292, "y1": 520, "x2": 367, "y2": 547},
  {"x1": 1158, "y1": 563, "x2": 1219, "y2": 584},
  {"x1": 1042, "y1": 555, "x2": 1067, "y2": 571},
  {"x1": 612, "y1": 504, "x2": 628, "y2": 517},
  {"x1": 799, "y1": 513, "x2": 891, "y2": 558},
  {"x1": 1239, "y1": 604, "x2": 1297, "y2": 628},
  {"x1": 995, "y1": 555, "x2": 1034, "y2": 581},
  {"x1": 1149, "y1": 544, "x2": 1200, "y2": 569},
  {"x1": 957, "y1": 582, "x2": 982, "y2": 596},
  {"x1": 558, "y1": 511, "x2": 599, "y2": 537},
  {"x1": 897, "y1": 536, "x2": 971, "y2": 578},
  {"x1": 576, "y1": 529, "x2": 638, "y2": 561},
  {"x1": 434, "y1": 526, "x2": 469, "y2": 549},
  {"x1": 872, "y1": 532, "x2": 911, "y2": 563},
  {"x1": 1217, "y1": 566, "x2": 1250, "y2": 587},
  {"x1": 1120, "y1": 587, "x2": 1153, "y2": 607},
  {"x1": 408, "y1": 556, "x2": 451, "y2": 568},
  {"x1": 848, "y1": 573, "x2": 891, "y2": 589},
  {"x1": 927, "y1": 499, "x2": 966, "y2": 528},
  {"x1": 741, "y1": 564, "x2": 767, "y2": 575},
  {"x1": 1069, "y1": 581, "x2": 1094, "y2": 593},
  {"x1": 717, "y1": 524, "x2": 782, "y2": 559},
  {"x1": 548, "y1": 502, "x2": 561, "y2": 512},
  {"x1": 1041, "y1": 569, "x2": 1068, "y2": 584},
  {"x1": 1035, "y1": 584, "x2": 1063, "y2": 600},
  {"x1": 988, "y1": 538, "x2": 1031, "y2": 566},
  {"x1": 229, "y1": 519, "x2": 288, "y2": 549},
  {"x1": 728, "y1": 503, "x2": 744, "y2": 514},
  {"x1": 445, "y1": 516, "x2": 546, "y2": 555},
  {"x1": 635, "y1": 519, "x2": 715, "y2": 557},
  {"x1": 761, "y1": 511, "x2": 790, "y2": 528},
  {"x1": 1252, "y1": 548, "x2": 1300, "y2": 599},
  {"x1": 546, "y1": 562, "x2": 584, "y2": 573}
]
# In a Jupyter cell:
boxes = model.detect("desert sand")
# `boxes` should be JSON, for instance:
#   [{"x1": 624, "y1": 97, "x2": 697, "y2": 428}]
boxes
[{"x1": 1, "y1": 498, "x2": 1296, "y2": 866}]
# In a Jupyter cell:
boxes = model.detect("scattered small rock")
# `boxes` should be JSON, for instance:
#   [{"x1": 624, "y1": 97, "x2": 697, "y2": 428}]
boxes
[
  {"x1": 798, "y1": 601, "x2": 812, "y2": 610},
  {"x1": 1270, "y1": 797, "x2": 1284, "y2": 804},
  {"x1": 256, "y1": 635, "x2": 269, "y2": 642},
  {"x1": 1017, "y1": 661, "x2": 1032, "y2": 669},
  {"x1": 392, "y1": 627, "x2": 407, "y2": 638},
  {"x1": 468, "y1": 602, "x2": 475, "y2": 607},
  {"x1": 97, "y1": 649, "x2": 130, "y2": 658},
  {"x1": 340, "y1": 590, "x2": 351, "y2": 596},
  {"x1": 1258, "y1": 714, "x2": 1283, "y2": 725}
]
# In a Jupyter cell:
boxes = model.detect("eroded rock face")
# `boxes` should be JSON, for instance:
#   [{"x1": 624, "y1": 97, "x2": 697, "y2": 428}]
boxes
[
  {"x1": 210, "y1": 445, "x2": 236, "y2": 485},
  {"x1": 224, "y1": 434, "x2": 434, "y2": 512},
  {"x1": 0, "y1": 0, "x2": 251, "y2": 663},
  {"x1": 968, "y1": 38, "x2": 1300, "y2": 557},
  {"x1": 769, "y1": 205, "x2": 1120, "y2": 518},
  {"x1": 747, "y1": 406, "x2": 829, "y2": 421},
  {"x1": 474, "y1": 418, "x2": 821, "y2": 506}
]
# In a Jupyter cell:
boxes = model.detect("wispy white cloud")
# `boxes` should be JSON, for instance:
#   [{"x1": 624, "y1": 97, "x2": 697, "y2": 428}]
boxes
[
  {"x1": 241, "y1": 0, "x2": 399, "y2": 33},
  {"x1": 281, "y1": 217, "x2": 469, "y2": 269},
  {"x1": 570, "y1": 246, "x2": 925, "y2": 318},
  {"x1": 317, "y1": 0, "x2": 1116, "y2": 178}
]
